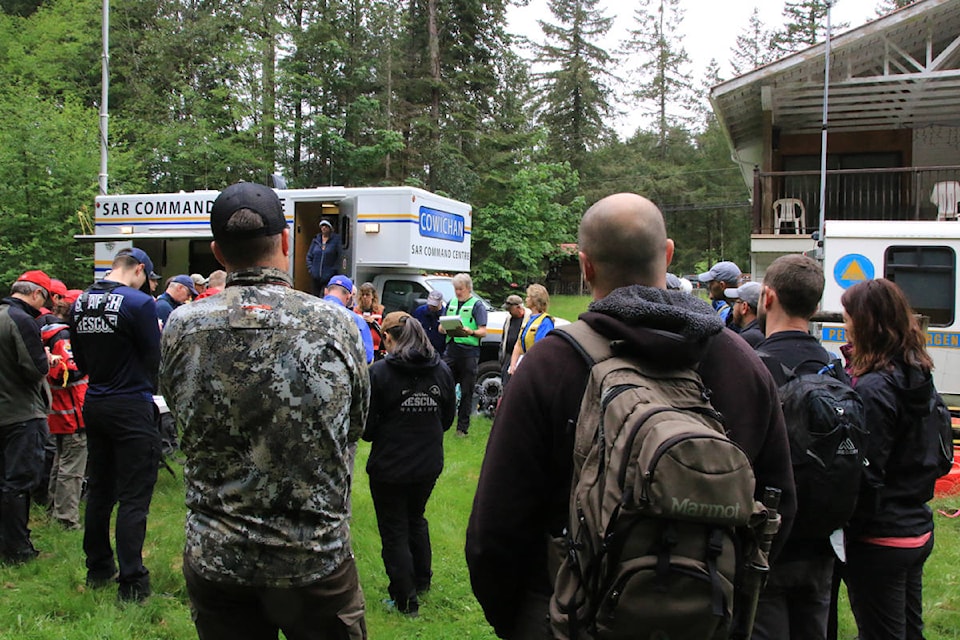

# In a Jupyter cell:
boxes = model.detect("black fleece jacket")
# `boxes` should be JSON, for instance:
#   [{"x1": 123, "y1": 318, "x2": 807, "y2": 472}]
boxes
[
  {"x1": 363, "y1": 350, "x2": 456, "y2": 483},
  {"x1": 848, "y1": 359, "x2": 938, "y2": 539},
  {"x1": 465, "y1": 286, "x2": 795, "y2": 639}
]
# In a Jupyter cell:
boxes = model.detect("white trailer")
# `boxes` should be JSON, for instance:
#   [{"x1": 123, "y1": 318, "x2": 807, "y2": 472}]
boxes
[
  {"x1": 819, "y1": 220, "x2": 960, "y2": 397},
  {"x1": 79, "y1": 185, "x2": 507, "y2": 369}
]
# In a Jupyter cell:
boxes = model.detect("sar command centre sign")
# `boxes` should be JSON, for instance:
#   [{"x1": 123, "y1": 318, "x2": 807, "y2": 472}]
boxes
[{"x1": 833, "y1": 253, "x2": 875, "y2": 289}]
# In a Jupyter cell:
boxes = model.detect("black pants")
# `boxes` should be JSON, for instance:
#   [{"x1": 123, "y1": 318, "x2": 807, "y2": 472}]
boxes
[
  {"x1": 0, "y1": 417, "x2": 46, "y2": 558},
  {"x1": 845, "y1": 535, "x2": 933, "y2": 640},
  {"x1": 443, "y1": 348, "x2": 478, "y2": 433},
  {"x1": 82, "y1": 397, "x2": 160, "y2": 594},
  {"x1": 184, "y1": 555, "x2": 367, "y2": 640},
  {"x1": 752, "y1": 553, "x2": 835, "y2": 640},
  {"x1": 369, "y1": 478, "x2": 436, "y2": 613}
]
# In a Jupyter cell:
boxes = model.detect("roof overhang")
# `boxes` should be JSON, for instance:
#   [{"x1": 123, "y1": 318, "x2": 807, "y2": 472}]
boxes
[{"x1": 711, "y1": 0, "x2": 960, "y2": 157}]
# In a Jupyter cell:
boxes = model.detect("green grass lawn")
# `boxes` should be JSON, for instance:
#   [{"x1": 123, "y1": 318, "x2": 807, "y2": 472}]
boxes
[{"x1": 4, "y1": 391, "x2": 960, "y2": 638}]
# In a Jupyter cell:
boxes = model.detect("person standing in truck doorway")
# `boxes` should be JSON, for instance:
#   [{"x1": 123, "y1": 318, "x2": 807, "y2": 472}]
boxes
[
  {"x1": 440, "y1": 273, "x2": 487, "y2": 437},
  {"x1": 307, "y1": 219, "x2": 343, "y2": 297}
]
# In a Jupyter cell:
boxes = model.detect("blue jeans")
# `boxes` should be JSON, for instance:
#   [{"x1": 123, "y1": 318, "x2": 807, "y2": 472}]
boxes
[
  {"x1": 82, "y1": 397, "x2": 160, "y2": 594},
  {"x1": 845, "y1": 534, "x2": 933, "y2": 640}
]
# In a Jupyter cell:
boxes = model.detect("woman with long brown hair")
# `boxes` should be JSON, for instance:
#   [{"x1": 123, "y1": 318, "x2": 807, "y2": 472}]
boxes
[
  {"x1": 840, "y1": 278, "x2": 940, "y2": 639},
  {"x1": 363, "y1": 312, "x2": 455, "y2": 617}
]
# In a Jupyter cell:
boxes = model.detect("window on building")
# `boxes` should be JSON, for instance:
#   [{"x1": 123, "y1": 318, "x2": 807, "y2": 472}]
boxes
[{"x1": 884, "y1": 245, "x2": 956, "y2": 327}]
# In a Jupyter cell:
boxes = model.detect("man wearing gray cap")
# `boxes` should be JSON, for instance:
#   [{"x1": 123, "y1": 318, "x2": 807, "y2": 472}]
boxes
[
  {"x1": 160, "y1": 182, "x2": 369, "y2": 638},
  {"x1": 413, "y1": 290, "x2": 446, "y2": 356},
  {"x1": 698, "y1": 260, "x2": 742, "y2": 330},
  {"x1": 725, "y1": 281, "x2": 765, "y2": 348},
  {"x1": 498, "y1": 294, "x2": 526, "y2": 389}
]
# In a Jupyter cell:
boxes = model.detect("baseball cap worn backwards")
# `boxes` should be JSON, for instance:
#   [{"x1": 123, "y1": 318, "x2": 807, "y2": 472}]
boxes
[
  {"x1": 116, "y1": 248, "x2": 155, "y2": 279},
  {"x1": 17, "y1": 270, "x2": 53, "y2": 292},
  {"x1": 210, "y1": 182, "x2": 286, "y2": 241},
  {"x1": 172, "y1": 274, "x2": 199, "y2": 296},
  {"x1": 327, "y1": 274, "x2": 354, "y2": 292},
  {"x1": 698, "y1": 261, "x2": 741, "y2": 284},
  {"x1": 724, "y1": 281, "x2": 762, "y2": 309}
]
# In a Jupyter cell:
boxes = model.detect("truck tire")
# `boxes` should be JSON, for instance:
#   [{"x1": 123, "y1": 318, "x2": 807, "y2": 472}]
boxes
[{"x1": 474, "y1": 360, "x2": 503, "y2": 419}]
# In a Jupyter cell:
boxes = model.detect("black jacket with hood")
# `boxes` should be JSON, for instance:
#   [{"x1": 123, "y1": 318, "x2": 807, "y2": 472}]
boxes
[
  {"x1": 848, "y1": 359, "x2": 938, "y2": 539},
  {"x1": 465, "y1": 285, "x2": 795, "y2": 639},
  {"x1": 363, "y1": 349, "x2": 456, "y2": 483}
]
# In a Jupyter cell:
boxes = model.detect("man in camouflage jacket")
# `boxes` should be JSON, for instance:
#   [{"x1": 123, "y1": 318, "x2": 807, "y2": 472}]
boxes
[{"x1": 160, "y1": 182, "x2": 370, "y2": 640}]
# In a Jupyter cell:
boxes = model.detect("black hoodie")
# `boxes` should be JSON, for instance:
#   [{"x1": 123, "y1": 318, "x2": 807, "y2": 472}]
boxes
[
  {"x1": 848, "y1": 359, "x2": 938, "y2": 539},
  {"x1": 465, "y1": 286, "x2": 795, "y2": 639},
  {"x1": 363, "y1": 350, "x2": 456, "y2": 483}
]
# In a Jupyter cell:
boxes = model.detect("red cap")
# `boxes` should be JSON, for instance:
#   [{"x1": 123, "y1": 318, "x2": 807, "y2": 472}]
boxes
[
  {"x1": 49, "y1": 279, "x2": 68, "y2": 297},
  {"x1": 64, "y1": 289, "x2": 83, "y2": 304},
  {"x1": 17, "y1": 270, "x2": 53, "y2": 292}
]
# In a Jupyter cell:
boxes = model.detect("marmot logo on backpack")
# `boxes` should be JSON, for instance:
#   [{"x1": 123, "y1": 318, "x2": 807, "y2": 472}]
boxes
[
  {"x1": 671, "y1": 498, "x2": 742, "y2": 520},
  {"x1": 836, "y1": 438, "x2": 859, "y2": 456}
]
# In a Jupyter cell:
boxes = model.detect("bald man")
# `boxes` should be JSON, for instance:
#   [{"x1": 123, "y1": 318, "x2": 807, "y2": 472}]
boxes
[{"x1": 465, "y1": 194, "x2": 795, "y2": 639}]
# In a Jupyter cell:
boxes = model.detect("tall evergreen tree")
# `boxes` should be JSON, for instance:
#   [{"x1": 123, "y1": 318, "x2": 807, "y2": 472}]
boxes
[
  {"x1": 620, "y1": 0, "x2": 696, "y2": 153},
  {"x1": 730, "y1": 7, "x2": 775, "y2": 76},
  {"x1": 771, "y1": 0, "x2": 849, "y2": 55},
  {"x1": 534, "y1": 0, "x2": 616, "y2": 172}
]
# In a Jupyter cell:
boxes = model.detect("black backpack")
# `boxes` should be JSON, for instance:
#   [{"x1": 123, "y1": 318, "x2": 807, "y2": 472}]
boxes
[{"x1": 759, "y1": 353, "x2": 867, "y2": 539}]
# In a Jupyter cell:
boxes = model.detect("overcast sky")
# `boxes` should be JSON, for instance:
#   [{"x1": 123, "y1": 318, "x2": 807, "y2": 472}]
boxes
[{"x1": 507, "y1": 0, "x2": 881, "y2": 133}]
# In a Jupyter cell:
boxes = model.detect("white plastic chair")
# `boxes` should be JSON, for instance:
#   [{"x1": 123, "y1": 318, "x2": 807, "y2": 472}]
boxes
[
  {"x1": 931, "y1": 181, "x2": 960, "y2": 221},
  {"x1": 773, "y1": 198, "x2": 805, "y2": 234}
]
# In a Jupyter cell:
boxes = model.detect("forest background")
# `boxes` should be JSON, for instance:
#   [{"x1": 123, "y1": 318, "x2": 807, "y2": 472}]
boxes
[{"x1": 0, "y1": 0, "x2": 917, "y2": 296}]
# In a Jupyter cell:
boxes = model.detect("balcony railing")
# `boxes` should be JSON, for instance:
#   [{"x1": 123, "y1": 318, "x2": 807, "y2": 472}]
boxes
[{"x1": 752, "y1": 165, "x2": 960, "y2": 235}]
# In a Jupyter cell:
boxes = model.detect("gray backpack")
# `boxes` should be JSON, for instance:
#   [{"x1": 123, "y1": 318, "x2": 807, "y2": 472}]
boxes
[{"x1": 549, "y1": 322, "x2": 766, "y2": 640}]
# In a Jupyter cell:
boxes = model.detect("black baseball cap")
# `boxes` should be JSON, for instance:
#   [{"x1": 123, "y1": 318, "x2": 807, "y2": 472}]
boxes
[{"x1": 210, "y1": 182, "x2": 286, "y2": 241}]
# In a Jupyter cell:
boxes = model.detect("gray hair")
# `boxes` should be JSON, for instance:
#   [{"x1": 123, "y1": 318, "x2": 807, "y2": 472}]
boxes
[
  {"x1": 452, "y1": 273, "x2": 473, "y2": 292},
  {"x1": 10, "y1": 281, "x2": 45, "y2": 297}
]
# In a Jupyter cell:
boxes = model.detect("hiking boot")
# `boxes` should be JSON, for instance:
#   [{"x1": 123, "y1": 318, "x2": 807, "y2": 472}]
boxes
[
  {"x1": 382, "y1": 598, "x2": 419, "y2": 618},
  {"x1": 118, "y1": 577, "x2": 151, "y2": 603},
  {"x1": 85, "y1": 571, "x2": 118, "y2": 589},
  {"x1": 1, "y1": 546, "x2": 38, "y2": 566}
]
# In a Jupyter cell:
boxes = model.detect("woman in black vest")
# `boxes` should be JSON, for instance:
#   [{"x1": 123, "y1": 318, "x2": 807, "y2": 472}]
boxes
[{"x1": 364, "y1": 311, "x2": 456, "y2": 616}]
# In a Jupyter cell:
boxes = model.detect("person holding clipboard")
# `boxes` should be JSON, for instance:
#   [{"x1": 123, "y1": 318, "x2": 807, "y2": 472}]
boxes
[{"x1": 439, "y1": 274, "x2": 487, "y2": 437}]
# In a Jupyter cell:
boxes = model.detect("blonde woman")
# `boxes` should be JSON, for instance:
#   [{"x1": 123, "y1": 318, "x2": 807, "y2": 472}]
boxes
[{"x1": 508, "y1": 284, "x2": 554, "y2": 375}]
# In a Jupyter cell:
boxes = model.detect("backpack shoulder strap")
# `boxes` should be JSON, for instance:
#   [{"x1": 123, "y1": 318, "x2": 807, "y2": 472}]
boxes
[
  {"x1": 756, "y1": 350, "x2": 793, "y2": 387},
  {"x1": 551, "y1": 321, "x2": 614, "y2": 368}
]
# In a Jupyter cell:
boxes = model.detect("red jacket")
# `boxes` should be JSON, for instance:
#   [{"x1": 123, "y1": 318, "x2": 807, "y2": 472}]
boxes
[{"x1": 40, "y1": 322, "x2": 87, "y2": 434}]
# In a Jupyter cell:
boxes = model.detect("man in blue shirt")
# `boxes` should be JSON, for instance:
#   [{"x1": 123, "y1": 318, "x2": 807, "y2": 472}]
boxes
[
  {"x1": 324, "y1": 275, "x2": 374, "y2": 364},
  {"x1": 71, "y1": 247, "x2": 162, "y2": 602},
  {"x1": 412, "y1": 289, "x2": 446, "y2": 356},
  {"x1": 156, "y1": 274, "x2": 198, "y2": 328},
  {"x1": 698, "y1": 260, "x2": 742, "y2": 331}
]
